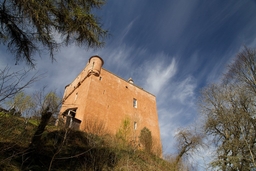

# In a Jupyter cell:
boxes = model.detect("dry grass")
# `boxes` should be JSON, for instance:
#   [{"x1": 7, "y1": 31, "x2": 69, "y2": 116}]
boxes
[{"x1": 0, "y1": 114, "x2": 175, "y2": 171}]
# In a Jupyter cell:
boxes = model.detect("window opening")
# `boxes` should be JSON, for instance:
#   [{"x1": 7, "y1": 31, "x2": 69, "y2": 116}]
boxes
[
  {"x1": 75, "y1": 92, "x2": 78, "y2": 101},
  {"x1": 134, "y1": 122, "x2": 137, "y2": 130},
  {"x1": 65, "y1": 109, "x2": 76, "y2": 128},
  {"x1": 92, "y1": 62, "x2": 95, "y2": 69},
  {"x1": 63, "y1": 108, "x2": 80, "y2": 130},
  {"x1": 133, "y1": 98, "x2": 137, "y2": 108}
]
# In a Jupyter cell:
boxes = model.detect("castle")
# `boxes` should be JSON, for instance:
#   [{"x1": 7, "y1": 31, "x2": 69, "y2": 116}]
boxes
[{"x1": 59, "y1": 55, "x2": 162, "y2": 154}]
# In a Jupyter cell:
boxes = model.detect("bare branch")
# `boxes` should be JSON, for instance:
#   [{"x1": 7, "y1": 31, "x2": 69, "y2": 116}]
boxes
[
  {"x1": 175, "y1": 128, "x2": 203, "y2": 165},
  {"x1": 0, "y1": 66, "x2": 39, "y2": 103}
]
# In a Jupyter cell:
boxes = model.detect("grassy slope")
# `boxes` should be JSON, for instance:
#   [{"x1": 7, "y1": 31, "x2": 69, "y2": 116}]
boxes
[{"x1": 0, "y1": 113, "x2": 174, "y2": 171}]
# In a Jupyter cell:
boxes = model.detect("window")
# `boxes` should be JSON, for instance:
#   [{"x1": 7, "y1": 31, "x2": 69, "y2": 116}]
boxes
[
  {"x1": 133, "y1": 98, "x2": 137, "y2": 108},
  {"x1": 63, "y1": 109, "x2": 80, "y2": 129},
  {"x1": 134, "y1": 122, "x2": 137, "y2": 130},
  {"x1": 75, "y1": 93, "x2": 78, "y2": 101}
]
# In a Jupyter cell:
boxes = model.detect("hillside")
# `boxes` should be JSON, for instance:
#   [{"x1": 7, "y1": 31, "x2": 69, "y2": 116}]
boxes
[{"x1": 0, "y1": 112, "x2": 174, "y2": 171}]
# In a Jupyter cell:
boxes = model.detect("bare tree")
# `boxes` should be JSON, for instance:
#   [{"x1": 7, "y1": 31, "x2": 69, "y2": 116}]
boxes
[
  {"x1": 27, "y1": 89, "x2": 62, "y2": 169},
  {"x1": 200, "y1": 82, "x2": 256, "y2": 170},
  {"x1": 6, "y1": 91, "x2": 35, "y2": 116},
  {"x1": 174, "y1": 128, "x2": 203, "y2": 168},
  {"x1": 198, "y1": 47, "x2": 256, "y2": 170},
  {"x1": 0, "y1": 66, "x2": 38, "y2": 103},
  {"x1": 225, "y1": 46, "x2": 256, "y2": 94},
  {"x1": 31, "y1": 87, "x2": 62, "y2": 122}
]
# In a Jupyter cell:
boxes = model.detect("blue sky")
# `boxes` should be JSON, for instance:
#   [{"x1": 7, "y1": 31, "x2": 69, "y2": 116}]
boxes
[{"x1": 1, "y1": 0, "x2": 256, "y2": 169}]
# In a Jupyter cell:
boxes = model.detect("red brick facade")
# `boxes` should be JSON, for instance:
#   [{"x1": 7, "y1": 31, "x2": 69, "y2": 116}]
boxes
[{"x1": 59, "y1": 56, "x2": 162, "y2": 154}]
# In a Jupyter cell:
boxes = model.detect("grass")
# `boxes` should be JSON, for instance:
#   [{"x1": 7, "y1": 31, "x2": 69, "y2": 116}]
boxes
[
  {"x1": 28, "y1": 119, "x2": 39, "y2": 126},
  {"x1": 0, "y1": 114, "x2": 175, "y2": 171}
]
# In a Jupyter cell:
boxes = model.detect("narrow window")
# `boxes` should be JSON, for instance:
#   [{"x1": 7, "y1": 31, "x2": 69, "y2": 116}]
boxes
[
  {"x1": 75, "y1": 92, "x2": 78, "y2": 101},
  {"x1": 133, "y1": 98, "x2": 137, "y2": 108},
  {"x1": 134, "y1": 122, "x2": 137, "y2": 130}
]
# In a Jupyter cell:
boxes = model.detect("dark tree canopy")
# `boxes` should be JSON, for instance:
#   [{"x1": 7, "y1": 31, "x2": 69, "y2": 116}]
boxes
[{"x1": 0, "y1": 0, "x2": 107, "y2": 66}]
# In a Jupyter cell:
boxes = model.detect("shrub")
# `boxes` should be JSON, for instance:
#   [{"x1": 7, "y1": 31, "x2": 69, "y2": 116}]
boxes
[{"x1": 139, "y1": 127, "x2": 152, "y2": 153}]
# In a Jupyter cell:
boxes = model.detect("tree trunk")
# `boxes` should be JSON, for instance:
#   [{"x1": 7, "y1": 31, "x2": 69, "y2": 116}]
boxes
[{"x1": 29, "y1": 107, "x2": 52, "y2": 149}]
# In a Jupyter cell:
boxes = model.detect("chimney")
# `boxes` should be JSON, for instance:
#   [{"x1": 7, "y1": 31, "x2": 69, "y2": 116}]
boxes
[{"x1": 128, "y1": 78, "x2": 134, "y2": 84}]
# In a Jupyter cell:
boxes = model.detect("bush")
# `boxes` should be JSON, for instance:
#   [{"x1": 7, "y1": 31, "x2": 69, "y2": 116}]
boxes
[{"x1": 139, "y1": 127, "x2": 152, "y2": 153}]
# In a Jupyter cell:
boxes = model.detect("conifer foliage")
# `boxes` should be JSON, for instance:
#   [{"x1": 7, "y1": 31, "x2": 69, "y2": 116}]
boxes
[
  {"x1": 139, "y1": 127, "x2": 152, "y2": 153},
  {"x1": 0, "y1": 0, "x2": 107, "y2": 65}
]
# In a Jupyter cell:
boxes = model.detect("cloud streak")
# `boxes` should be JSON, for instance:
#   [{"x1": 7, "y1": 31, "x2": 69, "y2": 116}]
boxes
[{"x1": 144, "y1": 57, "x2": 177, "y2": 96}]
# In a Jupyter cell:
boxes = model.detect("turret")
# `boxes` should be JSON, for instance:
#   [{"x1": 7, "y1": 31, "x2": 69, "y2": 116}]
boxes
[{"x1": 87, "y1": 55, "x2": 104, "y2": 76}]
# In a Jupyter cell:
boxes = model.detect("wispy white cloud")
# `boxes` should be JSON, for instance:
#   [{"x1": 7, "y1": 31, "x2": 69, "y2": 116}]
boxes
[
  {"x1": 142, "y1": 56, "x2": 177, "y2": 96},
  {"x1": 117, "y1": 17, "x2": 138, "y2": 44},
  {"x1": 171, "y1": 76, "x2": 196, "y2": 105},
  {"x1": 101, "y1": 45, "x2": 133, "y2": 74}
]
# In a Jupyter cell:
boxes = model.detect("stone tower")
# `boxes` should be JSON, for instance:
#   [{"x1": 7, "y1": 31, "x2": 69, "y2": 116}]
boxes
[{"x1": 59, "y1": 55, "x2": 162, "y2": 155}]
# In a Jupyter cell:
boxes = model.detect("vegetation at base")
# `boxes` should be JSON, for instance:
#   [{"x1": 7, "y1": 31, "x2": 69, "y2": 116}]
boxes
[
  {"x1": 0, "y1": 112, "x2": 175, "y2": 171},
  {"x1": 139, "y1": 127, "x2": 153, "y2": 153}
]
